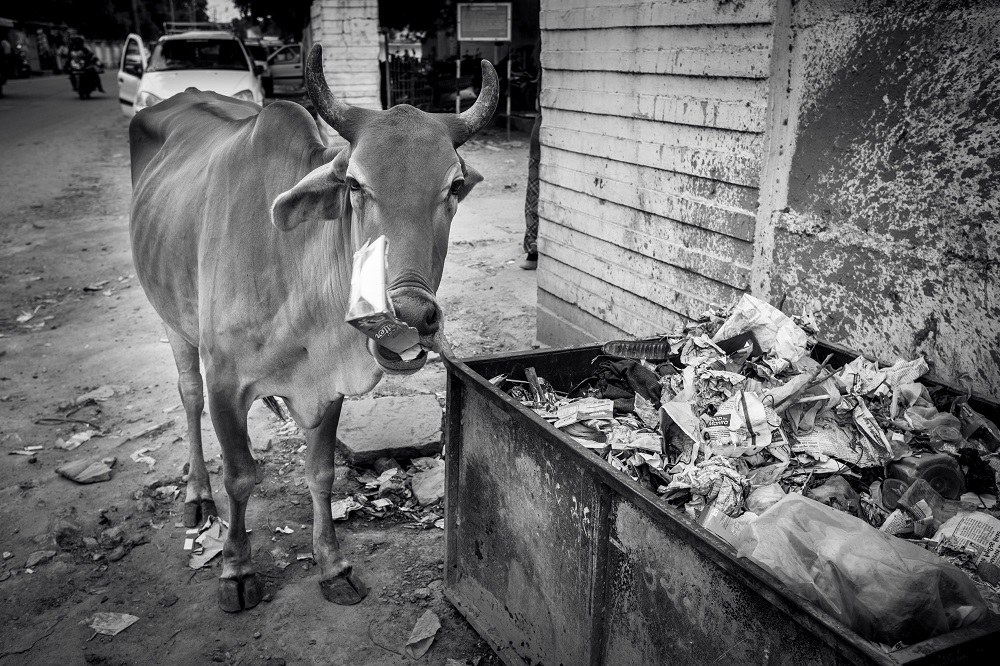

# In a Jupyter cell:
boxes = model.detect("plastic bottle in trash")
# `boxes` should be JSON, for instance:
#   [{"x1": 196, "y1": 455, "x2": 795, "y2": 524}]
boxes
[{"x1": 885, "y1": 453, "x2": 966, "y2": 500}]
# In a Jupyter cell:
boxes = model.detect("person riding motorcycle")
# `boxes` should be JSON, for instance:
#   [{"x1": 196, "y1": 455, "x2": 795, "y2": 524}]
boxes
[{"x1": 68, "y1": 37, "x2": 104, "y2": 93}]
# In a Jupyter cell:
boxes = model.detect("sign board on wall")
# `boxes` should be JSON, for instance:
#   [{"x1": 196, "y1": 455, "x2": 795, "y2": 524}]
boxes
[{"x1": 457, "y1": 3, "x2": 512, "y2": 42}]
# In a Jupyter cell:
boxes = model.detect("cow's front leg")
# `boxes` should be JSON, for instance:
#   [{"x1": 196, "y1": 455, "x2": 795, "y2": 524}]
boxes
[
  {"x1": 307, "y1": 398, "x2": 368, "y2": 604},
  {"x1": 208, "y1": 387, "x2": 263, "y2": 612}
]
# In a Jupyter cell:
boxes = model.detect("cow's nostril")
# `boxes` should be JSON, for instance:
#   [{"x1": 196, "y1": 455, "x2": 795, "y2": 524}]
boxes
[{"x1": 423, "y1": 304, "x2": 440, "y2": 334}]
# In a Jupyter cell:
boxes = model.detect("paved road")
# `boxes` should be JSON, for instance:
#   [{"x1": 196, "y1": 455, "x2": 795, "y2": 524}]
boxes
[{"x1": 0, "y1": 72, "x2": 124, "y2": 218}]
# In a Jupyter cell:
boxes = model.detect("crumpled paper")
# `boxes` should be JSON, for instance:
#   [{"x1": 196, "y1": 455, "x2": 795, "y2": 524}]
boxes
[
  {"x1": 666, "y1": 457, "x2": 750, "y2": 517},
  {"x1": 189, "y1": 517, "x2": 227, "y2": 569}
]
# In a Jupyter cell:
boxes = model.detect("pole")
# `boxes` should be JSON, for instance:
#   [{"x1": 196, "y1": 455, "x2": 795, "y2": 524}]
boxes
[
  {"x1": 131, "y1": 0, "x2": 141, "y2": 35},
  {"x1": 506, "y1": 51, "x2": 512, "y2": 141},
  {"x1": 169, "y1": 0, "x2": 176, "y2": 24},
  {"x1": 455, "y1": 42, "x2": 461, "y2": 114},
  {"x1": 383, "y1": 31, "x2": 392, "y2": 109}
]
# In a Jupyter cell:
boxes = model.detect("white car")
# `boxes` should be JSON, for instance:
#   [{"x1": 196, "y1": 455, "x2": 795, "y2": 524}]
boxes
[
  {"x1": 117, "y1": 31, "x2": 265, "y2": 117},
  {"x1": 266, "y1": 44, "x2": 304, "y2": 93}
]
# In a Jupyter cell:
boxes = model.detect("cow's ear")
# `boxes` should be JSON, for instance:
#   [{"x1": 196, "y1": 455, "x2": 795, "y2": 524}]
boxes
[
  {"x1": 456, "y1": 163, "x2": 484, "y2": 203},
  {"x1": 270, "y1": 160, "x2": 346, "y2": 231}
]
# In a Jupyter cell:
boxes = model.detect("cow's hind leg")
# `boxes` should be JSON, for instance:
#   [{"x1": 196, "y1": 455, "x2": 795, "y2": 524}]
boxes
[
  {"x1": 208, "y1": 385, "x2": 263, "y2": 612},
  {"x1": 307, "y1": 398, "x2": 368, "y2": 604},
  {"x1": 165, "y1": 328, "x2": 218, "y2": 527}
]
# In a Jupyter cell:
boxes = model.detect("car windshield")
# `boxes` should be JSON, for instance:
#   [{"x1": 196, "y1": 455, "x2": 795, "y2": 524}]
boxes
[
  {"x1": 148, "y1": 39, "x2": 249, "y2": 72},
  {"x1": 245, "y1": 45, "x2": 267, "y2": 62}
]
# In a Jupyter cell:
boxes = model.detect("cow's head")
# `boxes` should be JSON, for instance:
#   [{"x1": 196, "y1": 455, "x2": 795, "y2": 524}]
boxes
[{"x1": 271, "y1": 45, "x2": 498, "y2": 375}]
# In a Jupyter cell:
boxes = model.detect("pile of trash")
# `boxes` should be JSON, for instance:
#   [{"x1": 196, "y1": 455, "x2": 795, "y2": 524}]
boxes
[
  {"x1": 494, "y1": 293, "x2": 1000, "y2": 647},
  {"x1": 332, "y1": 456, "x2": 446, "y2": 530}
]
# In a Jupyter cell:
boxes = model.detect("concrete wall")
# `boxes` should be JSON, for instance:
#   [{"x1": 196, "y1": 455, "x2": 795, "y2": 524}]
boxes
[
  {"x1": 754, "y1": 0, "x2": 1000, "y2": 396},
  {"x1": 536, "y1": 0, "x2": 777, "y2": 347},
  {"x1": 309, "y1": 0, "x2": 382, "y2": 144}
]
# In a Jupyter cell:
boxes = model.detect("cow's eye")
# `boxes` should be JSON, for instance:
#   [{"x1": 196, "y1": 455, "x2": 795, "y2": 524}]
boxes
[
  {"x1": 347, "y1": 177, "x2": 362, "y2": 192},
  {"x1": 450, "y1": 179, "x2": 465, "y2": 196}
]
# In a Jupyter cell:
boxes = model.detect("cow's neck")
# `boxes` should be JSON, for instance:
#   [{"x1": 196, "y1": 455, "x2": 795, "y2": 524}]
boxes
[{"x1": 267, "y1": 192, "x2": 382, "y2": 425}]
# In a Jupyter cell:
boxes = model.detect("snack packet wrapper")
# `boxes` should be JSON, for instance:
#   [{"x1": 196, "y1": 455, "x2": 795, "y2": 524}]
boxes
[{"x1": 345, "y1": 236, "x2": 420, "y2": 355}]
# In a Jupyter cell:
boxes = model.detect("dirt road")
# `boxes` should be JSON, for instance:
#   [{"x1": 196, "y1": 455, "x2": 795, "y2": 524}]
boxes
[{"x1": 0, "y1": 75, "x2": 536, "y2": 665}]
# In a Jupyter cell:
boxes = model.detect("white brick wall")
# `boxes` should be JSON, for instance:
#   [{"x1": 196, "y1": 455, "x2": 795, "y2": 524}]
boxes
[{"x1": 309, "y1": 0, "x2": 381, "y2": 145}]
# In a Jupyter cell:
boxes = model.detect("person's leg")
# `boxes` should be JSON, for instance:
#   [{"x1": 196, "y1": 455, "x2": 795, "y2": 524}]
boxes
[{"x1": 521, "y1": 116, "x2": 542, "y2": 270}]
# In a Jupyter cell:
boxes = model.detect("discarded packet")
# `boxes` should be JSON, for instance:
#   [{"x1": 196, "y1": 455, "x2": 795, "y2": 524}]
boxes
[
  {"x1": 703, "y1": 391, "x2": 779, "y2": 456},
  {"x1": 345, "y1": 236, "x2": 420, "y2": 355}
]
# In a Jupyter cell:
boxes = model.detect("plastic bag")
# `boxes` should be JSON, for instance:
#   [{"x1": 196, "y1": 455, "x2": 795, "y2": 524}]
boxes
[
  {"x1": 711, "y1": 293, "x2": 809, "y2": 372},
  {"x1": 745, "y1": 483, "x2": 785, "y2": 514},
  {"x1": 737, "y1": 494, "x2": 986, "y2": 645}
]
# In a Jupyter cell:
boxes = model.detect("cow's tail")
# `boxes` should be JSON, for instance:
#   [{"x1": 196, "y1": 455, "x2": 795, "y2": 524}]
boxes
[{"x1": 262, "y1": 396, "x2": 286, "y2": 421}]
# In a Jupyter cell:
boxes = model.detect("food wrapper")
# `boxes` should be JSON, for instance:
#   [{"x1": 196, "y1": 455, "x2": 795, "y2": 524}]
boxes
[
  {"x1": 345, "y1": 236, "x2": 420, "y2": 355},
  {"x1": 703, "y1": 391, "x2": 781, "y2": 457}
]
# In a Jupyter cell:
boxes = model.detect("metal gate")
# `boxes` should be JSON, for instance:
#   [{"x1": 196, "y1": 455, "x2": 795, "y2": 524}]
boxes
[{"x1": 382, "y1": 55, "x2": 433, "y2": 110}]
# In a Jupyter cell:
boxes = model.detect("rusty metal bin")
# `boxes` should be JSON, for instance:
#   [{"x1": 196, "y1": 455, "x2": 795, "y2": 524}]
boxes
[{"x1": 443, "y1": 341, "x2": 1000, "y2": 666}]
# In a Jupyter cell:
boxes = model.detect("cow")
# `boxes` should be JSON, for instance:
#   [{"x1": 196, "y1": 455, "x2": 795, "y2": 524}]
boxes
[{"x1": 129, "y1": 44, "x2": 498, "y2": 612}]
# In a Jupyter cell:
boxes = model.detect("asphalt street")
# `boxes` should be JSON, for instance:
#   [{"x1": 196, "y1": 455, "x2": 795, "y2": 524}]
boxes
[{"x1": 0, "y1": 71, "x2": 120, "y2": 217}]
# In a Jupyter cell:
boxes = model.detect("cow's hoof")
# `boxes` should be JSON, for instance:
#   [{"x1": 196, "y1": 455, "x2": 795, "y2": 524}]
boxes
[
  {"x1": 319, "y1": 568, "x2": 368, "y2": 605},
  {"x1": 183, "y1": 499, "x2": 218, "y2": 528},
  {"x1": 218, "y1": 574, "x2": 263, "y2": 613}
]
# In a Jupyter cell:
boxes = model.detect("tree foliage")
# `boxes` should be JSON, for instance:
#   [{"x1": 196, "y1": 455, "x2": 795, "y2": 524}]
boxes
[
  {"x1": 231, "y1": 0, "x2": 310, "y2": 40},
  {"x1": 5, "y1": 0, "x2": 210, "y2": 42},
  {"x1": 378, "y1": 0, "x2": 454, "y2": 35}
]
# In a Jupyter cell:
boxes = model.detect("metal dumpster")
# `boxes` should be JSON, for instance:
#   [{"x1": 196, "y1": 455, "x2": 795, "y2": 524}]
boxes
[{"x1": 442, "y1": 341, "x2": 1000, "y2": 666}]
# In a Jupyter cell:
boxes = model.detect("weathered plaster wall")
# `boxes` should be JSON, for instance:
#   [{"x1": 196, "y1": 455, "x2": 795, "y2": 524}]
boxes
[
  {"x1": 309, "y1": 0, "x2": 381, "y2": 145},
  {"x1": 764, "y1": 0, "x2": 1000, "y2": 396}
]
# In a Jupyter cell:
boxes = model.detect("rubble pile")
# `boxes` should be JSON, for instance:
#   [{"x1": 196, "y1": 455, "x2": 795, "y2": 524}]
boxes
[{"x1": 495, "y1": 293, "x2": 1000, "y2": 646}]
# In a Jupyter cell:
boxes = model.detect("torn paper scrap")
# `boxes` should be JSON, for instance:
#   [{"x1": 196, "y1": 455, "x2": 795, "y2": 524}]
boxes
[
  {"x1": 57, "y1": 430, "x2": 96, "y2": 451},
  {"x1": 331, "y1": 497, "x2": 365, "y2": 521},
  {"x1": 189, "y1": 518, "x2": 227, "y2": 569},
  {"x1": 404, "y1": 609, "x2": 441, "y2": 659},
  {"x1": 130, "y1": 447, "x2": 157, "y2": 471},
  {"x1": 55, "y1": 458, "x2": 114, "y2": 484},
  {"x1": 935, "y1": 512, "x2": 1000, "y2": 566},
  {"x1": 89, "y1": 612, "x2": 139, "y2": 636}
]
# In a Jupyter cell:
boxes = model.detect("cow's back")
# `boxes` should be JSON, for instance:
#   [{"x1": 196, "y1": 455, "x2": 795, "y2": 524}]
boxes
[{"x1": 129, "y1": 91, "x2": 326, "y2": 346}]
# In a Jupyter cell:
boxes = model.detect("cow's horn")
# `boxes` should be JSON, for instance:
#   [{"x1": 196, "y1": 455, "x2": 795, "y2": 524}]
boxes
[
  {"x1": 306, "y1": 44, "x2": 367, "y2": 143},
  {"x1": 451, "y1": 61, "x2": 499, "y2": 146}
]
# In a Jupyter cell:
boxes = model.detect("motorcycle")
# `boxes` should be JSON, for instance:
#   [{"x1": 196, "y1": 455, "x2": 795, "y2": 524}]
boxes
[{"x1": 69, "y1": 54, "x2": 102, "y2": 99}]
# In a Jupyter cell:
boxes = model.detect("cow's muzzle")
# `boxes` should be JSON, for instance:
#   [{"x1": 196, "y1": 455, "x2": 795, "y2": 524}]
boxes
[{"x1": 369, "y1": 286, "x2": 441, "y2": 375}]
